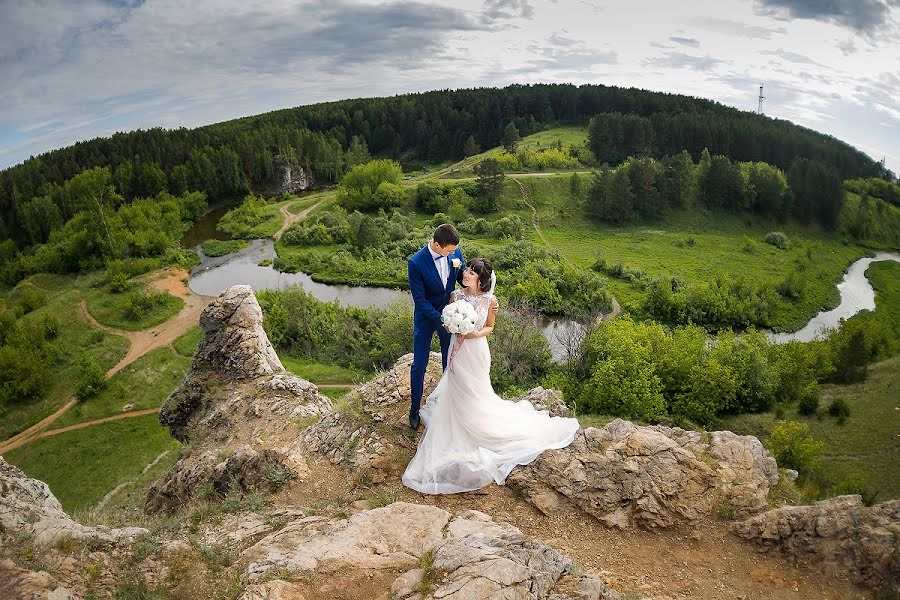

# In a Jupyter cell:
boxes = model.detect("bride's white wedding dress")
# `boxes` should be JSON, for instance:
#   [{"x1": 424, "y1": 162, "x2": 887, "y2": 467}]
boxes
[{"x1": 402, "y1": 289, "x2": 580, "y2": 494}]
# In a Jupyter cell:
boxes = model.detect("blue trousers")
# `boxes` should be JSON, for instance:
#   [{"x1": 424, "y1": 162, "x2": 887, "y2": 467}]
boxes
[{"x1": 410, "y1": 320, "x2": 451, "y2": 414}]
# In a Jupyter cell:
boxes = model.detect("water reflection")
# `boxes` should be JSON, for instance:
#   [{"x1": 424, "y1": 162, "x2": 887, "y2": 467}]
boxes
[{"x1": 767, "y1": 252, "x2": 900, "y2": 343}]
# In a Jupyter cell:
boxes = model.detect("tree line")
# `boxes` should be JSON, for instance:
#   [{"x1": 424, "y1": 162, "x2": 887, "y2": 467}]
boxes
[{"x1": 2, "y1": 84, "x2": 889, "y2": 244}]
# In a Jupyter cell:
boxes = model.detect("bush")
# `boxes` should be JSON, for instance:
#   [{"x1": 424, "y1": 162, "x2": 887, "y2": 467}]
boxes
[
  {"x1": 75, "y1": 355, "x2": 106, "y2": 400},
  {"x1": 491, "y1": 215, "x2": 525, "y2": 240},
  {"x1": 10, "y1": 285, "x2": 47, "y2": 316},
  {"x1": 765, "y1": 420, "x2": 824, "y2": 475},
  {"x1": 123, "y1": 289, "x2": 172, "y2": 321},
  {"x1": 764, "y1": 231, "x2": 789, "y2": 249},
  {"x1": 489, "y1": 304, "x2": 552, "y2": 392},
  {"x1": 217, "y1": 194, "x2": 269, "y2": 238},
  {"x1": 827, "y1": 397, "x2": 851, "y2": 419},
  {"x1": 797, "y1": 393, "x2": 819, "y2": 416},
  {"x1": 415, "y1": 179, "x2": 447, "y2": 214},
  {"x1": 338, "y1": 160, "x2": 404, "y2": 212}
]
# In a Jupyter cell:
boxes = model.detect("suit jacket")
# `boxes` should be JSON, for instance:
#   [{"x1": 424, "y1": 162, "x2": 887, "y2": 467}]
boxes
[{"x1": 408, "y1": 245, "x2": 465, "y2": 330}]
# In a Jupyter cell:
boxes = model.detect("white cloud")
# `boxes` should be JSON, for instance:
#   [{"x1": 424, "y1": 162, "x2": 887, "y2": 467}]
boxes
[{"x1": 0, "y1": 0, "x2": 898, "y2": 174}]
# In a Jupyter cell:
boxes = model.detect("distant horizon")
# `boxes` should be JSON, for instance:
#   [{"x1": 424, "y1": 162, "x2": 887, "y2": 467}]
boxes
[
  {"x1": 1, "y1": 1, "x2": 898, "y2": 173},
  {"x1": 0, "y1": 81, "x2": 887, "y2": 173}
]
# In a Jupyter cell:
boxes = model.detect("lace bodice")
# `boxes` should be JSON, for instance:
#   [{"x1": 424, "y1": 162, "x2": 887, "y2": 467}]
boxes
[{"x1": 451, "y1": 289, "x2": 493, "y2": 331}]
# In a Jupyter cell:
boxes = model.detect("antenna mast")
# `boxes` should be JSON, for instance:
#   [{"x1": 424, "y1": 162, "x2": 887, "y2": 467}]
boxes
[{"x1": 757, "y1": 84, "x2": 765, "y2": 114}]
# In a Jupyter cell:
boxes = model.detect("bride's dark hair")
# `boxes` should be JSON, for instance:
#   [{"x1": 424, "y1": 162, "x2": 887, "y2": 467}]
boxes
[{"x1": 467, "y1": 258, "x2": 493, "y2": 293}]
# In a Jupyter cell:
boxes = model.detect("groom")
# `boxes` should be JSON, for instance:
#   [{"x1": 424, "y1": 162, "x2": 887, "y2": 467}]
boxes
[{"x1": 407, "y1": 224, "x2": 464, "y2": 430}]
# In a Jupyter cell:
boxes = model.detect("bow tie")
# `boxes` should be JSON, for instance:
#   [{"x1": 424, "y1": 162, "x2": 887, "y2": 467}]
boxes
[{"x1": 434, "y1": 255, "x2": 444, "y2": 261}]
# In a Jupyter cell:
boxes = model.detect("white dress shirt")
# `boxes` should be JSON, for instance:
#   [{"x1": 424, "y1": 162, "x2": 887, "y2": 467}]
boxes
[{"x1": 427, "y1": 244, "x2": 449, "y2": 288}]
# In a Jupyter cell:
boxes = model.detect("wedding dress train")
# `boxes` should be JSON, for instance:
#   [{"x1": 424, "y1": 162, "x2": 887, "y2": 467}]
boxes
[{"x1": 402, "y1": 290, "x2": 579, "y2": 494}]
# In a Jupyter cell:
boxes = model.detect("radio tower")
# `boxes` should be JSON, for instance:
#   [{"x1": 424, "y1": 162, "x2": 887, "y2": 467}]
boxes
[{"x1": 757, "y1": 84, "x2": 765, "y2": 114}]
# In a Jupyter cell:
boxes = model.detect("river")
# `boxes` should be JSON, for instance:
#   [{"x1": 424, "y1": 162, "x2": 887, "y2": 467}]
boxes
[{"x1": 186, "y1": 235, "x2": 899, "y2": 358}]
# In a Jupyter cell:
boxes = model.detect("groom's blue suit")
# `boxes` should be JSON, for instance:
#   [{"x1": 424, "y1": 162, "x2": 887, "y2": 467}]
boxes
[{"x1": 408, "y1": 245, "x2": 464, "y2": 422}]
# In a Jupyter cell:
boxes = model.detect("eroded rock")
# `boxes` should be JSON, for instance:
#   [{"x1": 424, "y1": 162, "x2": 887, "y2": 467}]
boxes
[
  {"x1": 148, "y1": 285, "x2": 332, "y2": 513},
  {"x1": 734, "y1": 495, "x2": 900, "y2": 592},
  {"x1": 507, "y1": 419, "x2": 778, "y2": 529}
]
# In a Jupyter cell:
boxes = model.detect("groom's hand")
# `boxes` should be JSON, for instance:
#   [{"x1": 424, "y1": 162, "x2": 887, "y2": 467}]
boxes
[{"x1": 491, "y1": 299, "x2": 500, "y2": 315}]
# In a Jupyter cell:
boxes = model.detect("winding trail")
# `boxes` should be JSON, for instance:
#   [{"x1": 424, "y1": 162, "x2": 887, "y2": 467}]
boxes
[
  {"x1": 512, "y1": 176, "x2": 621, "y2": 320},
  {"x1": 272, "y1": 198, "x2": 324, "y2": 241},
  {"x1": 0, "y1": 269, "x2": 214, "y2": 455}
]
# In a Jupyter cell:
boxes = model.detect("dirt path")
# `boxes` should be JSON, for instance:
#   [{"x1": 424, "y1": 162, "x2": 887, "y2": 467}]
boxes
[
  {"x1": 0, "y1": 399, "x2": 79, "y2": 455},
  {"x1": 512, "y1": 177, "x2": 621, "y2": 320},
  {"x1": 83, "y1": 267, "x2": 213, "y2": 379},
  {"x1": 0, "y1": 268, "x2": 214, "y2": 455},
  {"x1": 272, "y1": 198, "x2": 324, "y2": 241}
]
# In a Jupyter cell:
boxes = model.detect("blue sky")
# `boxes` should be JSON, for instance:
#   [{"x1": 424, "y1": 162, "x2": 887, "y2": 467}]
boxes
[{"x1": 1, "y1": 0, "x2": 898, "y2": 173}]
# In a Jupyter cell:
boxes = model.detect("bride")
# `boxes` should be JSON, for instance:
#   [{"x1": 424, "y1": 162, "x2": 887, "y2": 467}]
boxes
[{"x1": 402, "y1": 258, "x2": 580, "y2": 495}]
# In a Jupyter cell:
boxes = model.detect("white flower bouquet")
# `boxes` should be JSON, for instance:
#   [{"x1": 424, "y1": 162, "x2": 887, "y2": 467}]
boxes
[{"x1": 442, "y1": 300, "x2": 478, "y2": 335}]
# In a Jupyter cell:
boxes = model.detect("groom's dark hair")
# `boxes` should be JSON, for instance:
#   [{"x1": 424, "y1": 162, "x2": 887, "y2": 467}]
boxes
[{"x1": 433, "y1": 223, "x2": 460, "y2": 247}]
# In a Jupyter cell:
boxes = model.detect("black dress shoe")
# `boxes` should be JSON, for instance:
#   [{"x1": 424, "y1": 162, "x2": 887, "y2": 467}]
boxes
[{"x1": 409, "y1": 410, "x2": 420, "y2": 430}]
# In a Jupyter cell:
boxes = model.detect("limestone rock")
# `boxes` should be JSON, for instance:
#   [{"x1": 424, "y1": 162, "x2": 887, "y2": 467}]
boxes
[
  {"x1": 303, "y1": 353, "x2": 442, "y2": 475},
  {"x1": 507, "y1": 420, "x2": 718, "y2": 529},
  {"x1": 244, "y1": 502, "x2": 451, "y2": 580},
  {"x1": 734, "y1": 495, "x2": 900, "y2": 592},
  {"x1": 274, "y1": 154, "x2": 311, "y2": 195},
  {"x1": 0, "y1": 457, "x2": 146, "y2": 547},
  {"x1": 148, "y1": 285, "x2": 333, "y2": 513},
  {"x1": 242, "y1": 503, "x2": 621, "y2": 599},
  {"x1": 509, "y1": 387, "x2": 572, "y2": 418},
  {"x1": 649, "y1": 425, "x2": 779, "y2": 518}
]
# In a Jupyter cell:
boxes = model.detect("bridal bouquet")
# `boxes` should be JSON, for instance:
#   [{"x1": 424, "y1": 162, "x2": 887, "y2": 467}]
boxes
[{"x1": 442, "y1": 300, "x2": 478, "y2": 335}]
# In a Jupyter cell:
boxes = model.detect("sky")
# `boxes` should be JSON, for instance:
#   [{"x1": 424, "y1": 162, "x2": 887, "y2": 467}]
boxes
[{"x1": 1, "y1": 0, "x2": 899, "y2": 174}]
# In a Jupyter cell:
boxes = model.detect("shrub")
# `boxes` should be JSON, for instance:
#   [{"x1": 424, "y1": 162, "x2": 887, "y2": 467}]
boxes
[
  {"x1": 338, "y1": 160, "x2": 404, "y2": 212},
  {"x1": 123, "y1": 289, "x2": 171, "y2": 321},
  {"x1": 491, "y1": 215, "x2": 525, "y2": 240},
  {"x1": 218, "y1": 194, "x2": 269, "y2": 238},
  {"x1": 827, "y1": 397, "x2": 850, "y2": 419},
  {"x1": 764, "y1": 231, "x2": 789, "y2": 249},
  {"x1": 670, "y1": 360, "x2": 736, "y2": 426},
  {"x1": 797, "y1": 392, "x2": 819, "y2": 416},
  {"x1": 489, "y1": 304, "x2": 552, "y2": 392},
  {"x1": 415, "y1": 179, "x2": 447, "y2": 214},
  {"x1": 10, "y1": 285, "x2": 47, "y2": 316},
  {"x1": 765, "y1": 420, "x2": 824, "y2": 475},
  {"x1": 76, "y1": 355, "x2": 106, "y2": 400}
]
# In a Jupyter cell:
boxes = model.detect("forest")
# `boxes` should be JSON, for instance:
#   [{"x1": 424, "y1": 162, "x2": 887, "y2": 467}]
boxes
[{"x1": 1, "y1": 83, "x2": 892, "y2": 246}]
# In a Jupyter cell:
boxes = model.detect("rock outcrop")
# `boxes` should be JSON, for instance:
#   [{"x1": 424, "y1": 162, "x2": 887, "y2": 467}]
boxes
[
  {"x1": 243, "y1": 502, "x2": 622, "y2": 599},
  {"x1": 0, "y1": 457, "x2": 146, "y2": 546},
  {"x1": 148, "y1": 285, "x2": 333, "y2": 513},
  {"x1": 274, "y1": 154, "x2": 311, "y2": 195},
  {"x1": 505, "y1": 419, "x2": 779, "y2": 529},
  {"x1": 735, "y1": 495, "x2": 900, "y2": 592}
]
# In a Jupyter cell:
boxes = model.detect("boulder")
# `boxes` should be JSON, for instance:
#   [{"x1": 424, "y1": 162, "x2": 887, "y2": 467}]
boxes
[
  {"x1": 734, "y1": 495, "x2": 900, "y2": 592},
  {"x1": 0, "y1": 457, "x2": 146, "y2": 547},
  {"x1": 507, "y1": 419, "x2": 779, "y2": 528}
]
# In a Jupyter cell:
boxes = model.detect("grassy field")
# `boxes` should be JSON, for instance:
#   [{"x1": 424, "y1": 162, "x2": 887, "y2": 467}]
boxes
[
  {"x1": 53, "y1": 347, "x2": 190, "y2": 428},
  {"x1": 4, "y1": 413, "x2": 179, "y2": 513},
  {"x1": 721, "y1": 354, "x2": 900, "y2": 500},
  {"x1": 200, "y1": 239, "x2": 249, "y2": 257},
  {"x1": 173, "y1": 324, "x2": 203, "y2": 357},
  {"x1": 79, "y1": 270, "x2": 184, "y2": 331},
  {"x1": 509, "y1": 174, "x2": 873, "y2": 330},
  {"x1": 281, "y1": 354, "x2": 371, "y2": 384},
  {"x1": 0, "y1": 278, "x2": 129, "y2": 440}
]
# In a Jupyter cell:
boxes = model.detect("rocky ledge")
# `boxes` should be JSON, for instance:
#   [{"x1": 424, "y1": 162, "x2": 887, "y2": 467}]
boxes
[{"x1": 734, "y1": 494, "x2": 900, "y2": 592}]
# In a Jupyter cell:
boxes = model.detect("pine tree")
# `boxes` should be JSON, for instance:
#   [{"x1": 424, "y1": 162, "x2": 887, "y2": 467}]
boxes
[{"x1": 502, "y1": 121, "x2": 520, "y2": 154}]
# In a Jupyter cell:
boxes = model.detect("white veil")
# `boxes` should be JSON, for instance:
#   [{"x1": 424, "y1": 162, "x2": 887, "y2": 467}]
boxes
[{"x1": 487, "y1": 271, "x2": 496, "y2": 297}]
